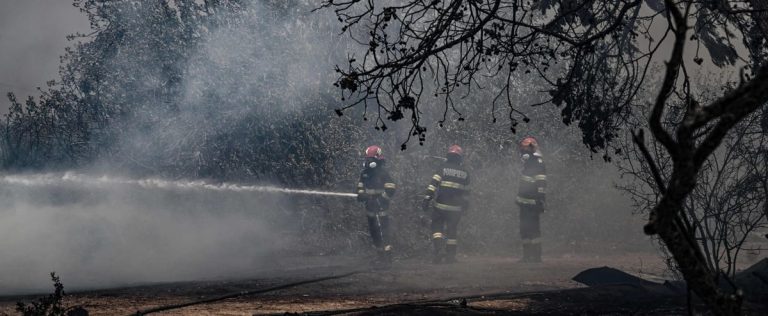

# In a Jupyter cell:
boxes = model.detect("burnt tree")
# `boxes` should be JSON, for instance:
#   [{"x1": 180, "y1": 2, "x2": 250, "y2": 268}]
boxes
[{"x1": 619, "y1": 77, "x2": 768, "y2": 287}]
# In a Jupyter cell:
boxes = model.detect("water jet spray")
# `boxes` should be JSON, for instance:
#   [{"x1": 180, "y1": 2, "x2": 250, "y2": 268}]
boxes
[{"x1": 0, "y1": 172, "x2": 358, "y2": 198}]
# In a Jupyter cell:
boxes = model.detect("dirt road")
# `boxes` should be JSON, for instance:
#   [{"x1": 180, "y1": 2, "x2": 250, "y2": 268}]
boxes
[{"x1": 0, "y1": 252, "x2": 675, "y2": 315}]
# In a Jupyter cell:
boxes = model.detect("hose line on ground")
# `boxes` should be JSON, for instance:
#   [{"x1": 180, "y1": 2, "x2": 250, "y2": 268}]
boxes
[{"x1": 132, "y1": 270, "x2": 363, "y2": 315}]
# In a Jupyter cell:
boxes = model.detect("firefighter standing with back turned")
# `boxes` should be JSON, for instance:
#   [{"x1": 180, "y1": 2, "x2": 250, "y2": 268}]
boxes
[
  {"x1": 516, "y1": 136, "x2": 547, "y2": 263},
  {"x1": 356, "y1": 145, "x2": 396, "y2": 263},
  {"x1": 422, "y1": 145, "x2": 470, "y2": 264}
]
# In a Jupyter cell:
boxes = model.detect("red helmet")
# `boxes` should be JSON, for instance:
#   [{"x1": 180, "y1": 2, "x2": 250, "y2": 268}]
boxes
[
  {"x1": 519, "y1": 136, "x2": 538, "y2": 152},
  {"x1": 364, "y1": 145, "x2": 383, "y2": 159},
  {"x1": 447, "y1": 144, "x2": 463, "y2": 156}
]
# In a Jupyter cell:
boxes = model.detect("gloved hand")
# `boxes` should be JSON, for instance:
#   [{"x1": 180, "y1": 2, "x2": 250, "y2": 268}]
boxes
[
  {"x1": 381, "y1": 192, "x2": 390, "y2": 200},
  {"x1": 356, "y1": 193, "x2": 365, "y2": 202},
  {"x1": 421, "y1": 198, "x2": 432, "y2": 212},
  {"x1": 536, "y1": 199, "x2": 546, "y2": 212}
]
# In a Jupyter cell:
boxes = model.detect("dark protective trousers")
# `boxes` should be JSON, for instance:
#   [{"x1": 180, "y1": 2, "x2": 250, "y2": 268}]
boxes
[
  {"x1": 367, "y1": 211, "x2": 391, "y2": 250},
  {"x1": 431, "y1": 209, "x2": 462, "y2": 260},
  {"x1": 519, "y1": 205, "x2": 542, "y2": 262}
]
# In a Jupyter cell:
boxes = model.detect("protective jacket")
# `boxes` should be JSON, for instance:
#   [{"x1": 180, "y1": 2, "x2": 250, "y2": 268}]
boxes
[
  {"x1": 516, "y1": 152, "x2": 546, "y2": 210},
  {"x1": 356, "y1": 165, "x2": 396, "y2": 212},
  {"x1": 425, "y1": 160, "x2": 470, "y2": 211}
]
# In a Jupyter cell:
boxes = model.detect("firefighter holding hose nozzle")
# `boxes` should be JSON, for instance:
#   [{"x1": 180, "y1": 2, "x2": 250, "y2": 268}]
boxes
[
  {"x1": 421, "y1": 145, "x2": 470, "y2": 264},
  {"x1": 516, "y1": 136, "x2": 547, "y2": 263},
  {"x1": 356, "y1": 145, "x2": 396, "y2": 263}
]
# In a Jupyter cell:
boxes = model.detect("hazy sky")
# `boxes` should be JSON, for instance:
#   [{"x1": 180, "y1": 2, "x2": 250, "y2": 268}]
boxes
[{"x1": 0, "y1": 0, "x2": 89, "y2": 114}]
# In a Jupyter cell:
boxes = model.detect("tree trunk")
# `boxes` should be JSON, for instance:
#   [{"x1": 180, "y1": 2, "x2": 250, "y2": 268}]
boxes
[
  {"x1": 649, "y1": 162, "x2": 743, "y2": 315},
  {"x1": 655, "y1": 211, "x2": 742, "y2": 315}
]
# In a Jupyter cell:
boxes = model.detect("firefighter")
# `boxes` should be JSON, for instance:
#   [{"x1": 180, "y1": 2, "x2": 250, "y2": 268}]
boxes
[
  {"x1": 516, "y1": 136, "x2": 547, "y2": 263},
  {"x1": 422, "y1": 145, "x2": 470, "y2": 264},
  {"x1": 356, "y1": 145, "x2": 396, "y2": 262}
]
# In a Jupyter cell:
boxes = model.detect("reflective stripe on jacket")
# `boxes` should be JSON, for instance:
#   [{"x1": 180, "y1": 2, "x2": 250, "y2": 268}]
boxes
[
  {"x1": 425, "y1": 161, "x2": 470, "y2": 211},
  {"x1": 517, "y1": 153, "x2": 546, "y2": 204},
  {"x1": 357, "y1": 166, "x2": 396, "y2": 211}
]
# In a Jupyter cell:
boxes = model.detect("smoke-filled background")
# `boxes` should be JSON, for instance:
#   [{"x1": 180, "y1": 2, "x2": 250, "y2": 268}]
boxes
[
  {"x1": 0, "y1": 0, "x2": 89, "y2": 114},
  {"x1": 0, "y1": 0, "x2": 653, "y2": 294}
]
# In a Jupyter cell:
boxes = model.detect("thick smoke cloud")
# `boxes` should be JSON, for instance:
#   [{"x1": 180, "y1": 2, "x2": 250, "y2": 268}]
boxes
[
  {"x1": 0, "y1": 0, "x2": 354, "y2": 294},
  {"x1": 0, "y1": 0, "x2": 89, "y2": 114},
  {"x1": 0, "y1": 179, "x2": 290, "y2": 294}
]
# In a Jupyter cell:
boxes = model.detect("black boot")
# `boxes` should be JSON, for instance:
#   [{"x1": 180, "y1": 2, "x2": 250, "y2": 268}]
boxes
[
  {"x1": 431, "y1": 233, "x2": 445, "y2": 264},
  {"x1": 444, "y1": 239, "x2": 458, "y2": 263}
]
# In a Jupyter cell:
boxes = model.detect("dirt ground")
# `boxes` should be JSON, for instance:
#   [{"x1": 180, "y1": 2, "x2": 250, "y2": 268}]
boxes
[{"x1": 1, "y1": 252, "x2": 698, "y2": 315}]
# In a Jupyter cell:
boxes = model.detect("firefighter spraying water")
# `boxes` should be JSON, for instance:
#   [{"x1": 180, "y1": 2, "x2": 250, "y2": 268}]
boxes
[{"x1": 355, "y1": 145, "x2": 397, "y2": 263}]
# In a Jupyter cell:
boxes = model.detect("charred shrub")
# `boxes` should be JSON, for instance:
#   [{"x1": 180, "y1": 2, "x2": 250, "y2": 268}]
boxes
[{"x1": 16, "y1": 272, "x2": 85, "y2": 316}]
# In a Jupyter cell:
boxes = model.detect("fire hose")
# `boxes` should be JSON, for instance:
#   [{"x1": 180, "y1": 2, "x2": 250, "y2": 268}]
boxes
[{"x1": 131, "y1": 270, "x2": 363, "y2": 315}]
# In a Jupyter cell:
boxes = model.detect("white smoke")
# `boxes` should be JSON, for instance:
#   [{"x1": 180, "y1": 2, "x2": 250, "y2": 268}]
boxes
[
  {"x1": 0, "y1": 172, "x2": 309, "y2": 294},
  {"x1": 0, "y1": 1, "x2": 360, "y2": 295}
]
